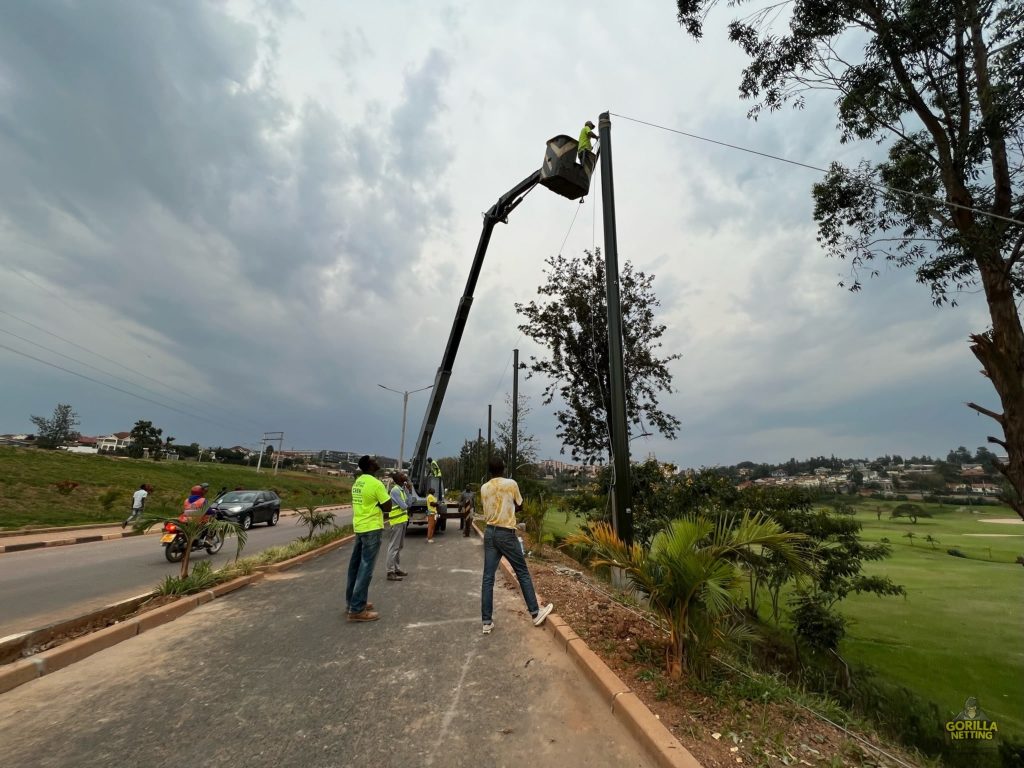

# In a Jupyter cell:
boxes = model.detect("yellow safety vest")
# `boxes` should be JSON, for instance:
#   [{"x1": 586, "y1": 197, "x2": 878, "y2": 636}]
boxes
[
  {"x1": 389, "y1": 486, "x2": 409, "y2": 526},
  {"x1": 578, "y1": 125, "x2": 595, "y2": 153}
]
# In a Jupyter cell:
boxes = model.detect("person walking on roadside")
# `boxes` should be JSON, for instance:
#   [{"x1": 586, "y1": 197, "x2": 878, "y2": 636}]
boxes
[
  {"x1": 346, "y1": 455, "x2": 392, "y2": 622},
  {"x1": 479, "y1": 457, "x2": 553, "y2": 635},
  {"x1": 459, "y1": 485, "x2": 475, "y2": 537},
  {"x1": 123, "y1": 483, "x2": 150, "y2": 528},
  {"x1": 386, "y1": 471, "x2": 412, "y2": 581}
]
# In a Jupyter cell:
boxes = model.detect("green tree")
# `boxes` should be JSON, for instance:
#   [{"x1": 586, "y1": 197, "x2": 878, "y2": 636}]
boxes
[
  {"x1": 567, "y1": 514, "x2": 811, "y2": 678},
  {"x1": 849, "y1": 469, "x2": 864, "y2": 491},
  {"x1": 455, "y1": 436, "x2": 489, "y2": 490},
  {"x1": 494, "y1": 392, "x2": 539, "y2": 474},
  {"x1": 128, "y1": 420, "x2": 163, "y2": 459},
  {"x1": 674, "y1": 0, "x2": 1024, "y2": 521},
  {"x1": 515, "y1": 248, "x2": 680, "y2": 463},
  {"x1": 29, "y1": 403, "x2": 80, "y2": 449},
  {"x1": 891, "y1": 502, "x2": 932, "y2": 523}
]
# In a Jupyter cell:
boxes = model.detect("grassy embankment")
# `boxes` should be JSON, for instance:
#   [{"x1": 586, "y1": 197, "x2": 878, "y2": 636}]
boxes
[
  {"x1": 838, "y1": 499, "x2": 1023, "y2": 740},
  {"x1": 541, "y1": 497, "x2": 1024, "y2": 741},
  {"x1": 0, "y1": 446, "x2": 352, "y2": 529}
]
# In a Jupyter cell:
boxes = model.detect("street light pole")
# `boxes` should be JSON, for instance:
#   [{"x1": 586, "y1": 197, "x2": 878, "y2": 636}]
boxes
[{"x1": 378, "y1": 383, "x2": 433, "y2": 470}]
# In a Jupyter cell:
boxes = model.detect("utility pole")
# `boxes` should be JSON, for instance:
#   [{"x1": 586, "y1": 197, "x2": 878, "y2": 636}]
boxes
[
  {"x1": 258, "y1": 432, "x2": 284, "y2": 475},
  {"x1": 511, "y1": 348, "x2": 519, "y2": 479},
  {"x1": 487, "y1": 404, "x2": 492, "y2": 463},
  {"x1": 598, "y1": 111, "x2": 633, "y2": 544}
]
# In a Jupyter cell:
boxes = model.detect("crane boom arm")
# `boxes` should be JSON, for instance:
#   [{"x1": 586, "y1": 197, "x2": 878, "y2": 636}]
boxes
[{"x1": 408, "y1": 169, "x2": 542, "y2": 489}]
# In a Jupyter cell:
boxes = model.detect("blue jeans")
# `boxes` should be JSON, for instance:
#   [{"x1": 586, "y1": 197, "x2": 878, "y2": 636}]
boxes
[
  {"x1": 481, "y1": 525, "x2": 539, "y2": 623},
  {"x1": 346, "y1": 529, "x2": 383, "y2": 613}
]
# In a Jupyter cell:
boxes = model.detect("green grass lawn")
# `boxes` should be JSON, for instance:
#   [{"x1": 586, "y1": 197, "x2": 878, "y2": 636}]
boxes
[
  {"x1": 543, "y1": 499, "x2": 1024, "y2": 741},
  {"x1": 837, "y1": 499, "x2": 1024, "y2": 740},
  {"x1": 0, "y1": 446, "x2": 352, "y2": 529}
]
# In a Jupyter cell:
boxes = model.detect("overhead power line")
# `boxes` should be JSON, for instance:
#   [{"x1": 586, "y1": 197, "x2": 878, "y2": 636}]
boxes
[
  {"x1": 0, "y1": 341, "x2": 243, "y2": 431},
  {"x1": 0, "y1": 326, "x2": 248, "y2": 432},
  {"x1": 0, "y1": 304, "x2": 264, "y2": 432},
  {"x1": 609, "y1": 112, "x2": 1024, "y2": 228}
]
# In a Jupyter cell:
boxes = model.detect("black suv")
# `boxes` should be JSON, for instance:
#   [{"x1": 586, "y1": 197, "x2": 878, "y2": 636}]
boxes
[{"x1": 209, "y1": 490, "x2": 281, "y2": 530}]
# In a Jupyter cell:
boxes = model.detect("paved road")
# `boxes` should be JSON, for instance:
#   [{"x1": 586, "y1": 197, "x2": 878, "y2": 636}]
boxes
[
  {"x1": 0, "y1": 532, "x2": 654, "y2": 768},
  {"x1": 0, "y1": 510, "x2": 354, "y2": 638}
]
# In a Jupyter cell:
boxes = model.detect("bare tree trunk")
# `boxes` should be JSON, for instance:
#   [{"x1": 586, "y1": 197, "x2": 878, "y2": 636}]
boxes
[{"x1": 968, "y1": 261, "x2": 1024, "y2": 521}]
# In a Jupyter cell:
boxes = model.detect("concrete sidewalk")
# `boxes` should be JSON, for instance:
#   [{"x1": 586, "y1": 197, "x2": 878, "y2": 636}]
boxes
[
  {"x1": 0, "y1": 529, "x2": 655, "y2": 768},
  {"x1": 0, "y1": 505, "x2": 350, "y2": 553}
]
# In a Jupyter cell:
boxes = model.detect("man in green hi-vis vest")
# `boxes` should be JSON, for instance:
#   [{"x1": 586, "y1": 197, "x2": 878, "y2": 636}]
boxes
[
  {"x1": 386, "y1": 471, "x2": 412, "y2": 580},
  {"x1": 345, "y1": 455, "x2": 392, "y2": 622}
]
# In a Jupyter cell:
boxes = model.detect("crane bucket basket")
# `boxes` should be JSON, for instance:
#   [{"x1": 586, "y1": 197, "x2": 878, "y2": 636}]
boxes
[{"x1": 538, "y1": 135, "x2": 594, "y2": 200}]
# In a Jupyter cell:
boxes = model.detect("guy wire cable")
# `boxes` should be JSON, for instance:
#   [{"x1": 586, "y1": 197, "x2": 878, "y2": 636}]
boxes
[{"x1": 609, "y1": 112, "x2": 1024, "y2": 228}]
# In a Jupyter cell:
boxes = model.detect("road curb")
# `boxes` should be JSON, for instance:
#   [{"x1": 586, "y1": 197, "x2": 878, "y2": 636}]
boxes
[
  {"x1": 0, "y1": 530, "x2": 155, "y2": 554},
  {"x1": 475, "y1": 521, "x2": 703, "y2": 768},
  {"x1": 0, "y1": 534, "x2": 353, "y2": 696},
  {"x1": 268, "y1": 537, "x2": 350, "y2": 572}
]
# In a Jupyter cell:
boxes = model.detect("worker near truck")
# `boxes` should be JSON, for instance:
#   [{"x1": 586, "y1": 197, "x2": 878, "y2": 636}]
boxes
[
  {"x1": 459, "y1": 485, "x2": 475, "y2": 537},
  {"x1": 425, "y1": 488, "x2": 438, "y2": 543},
  {"x1": 345, "y1": 455, "x2": 392, "y2": 622},
  {"x1": 386, "y1": 471, "x2": 411, "y2": 581},
  {"x1": 479, "y1": 456, "x2": 553, "y2": 635}
]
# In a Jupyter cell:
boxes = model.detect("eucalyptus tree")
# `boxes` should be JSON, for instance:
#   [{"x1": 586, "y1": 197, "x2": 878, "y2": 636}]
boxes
[{"x1": 674, "y1": 0, "x2": 1024, "y2": 518}]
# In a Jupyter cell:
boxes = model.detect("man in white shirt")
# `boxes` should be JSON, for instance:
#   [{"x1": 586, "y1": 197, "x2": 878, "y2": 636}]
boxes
[
  {"x1": 123, "y1": 483, "x2": 150, "y2": 528},
  {"x1": 479, "y1": 457, "x2": 552, "y2": 635}
]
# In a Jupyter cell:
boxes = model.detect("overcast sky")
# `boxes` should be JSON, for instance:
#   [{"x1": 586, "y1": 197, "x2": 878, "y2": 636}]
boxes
[{"x1": 0, "y1": 1, "x2": 1001, "y2": 468}]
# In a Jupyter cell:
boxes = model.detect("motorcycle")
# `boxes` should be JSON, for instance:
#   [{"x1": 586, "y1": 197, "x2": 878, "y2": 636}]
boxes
[{"x1": 161, "y1": 512, "x2": 225, "y2": 563}]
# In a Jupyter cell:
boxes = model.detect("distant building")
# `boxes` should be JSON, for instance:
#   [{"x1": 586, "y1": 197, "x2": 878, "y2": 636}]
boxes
[{"x1": 98, "y1": 432, "x2": 133, "y2": 453}]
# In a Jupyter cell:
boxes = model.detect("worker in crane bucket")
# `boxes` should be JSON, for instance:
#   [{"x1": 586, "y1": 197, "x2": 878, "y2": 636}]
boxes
[{"x1": 578, "y1": 119, "x2": 599, "y2": 164}]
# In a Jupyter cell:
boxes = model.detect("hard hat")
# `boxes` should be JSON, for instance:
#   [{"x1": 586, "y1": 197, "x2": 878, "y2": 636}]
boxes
[{"x1": 585, "y1": 120, "x2": 595, "y2": 128}]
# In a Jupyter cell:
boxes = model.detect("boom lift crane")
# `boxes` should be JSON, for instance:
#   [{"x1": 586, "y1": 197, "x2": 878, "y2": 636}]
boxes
[{"x1": 401, "y1": 135, "x2": 596, "y2": 531}]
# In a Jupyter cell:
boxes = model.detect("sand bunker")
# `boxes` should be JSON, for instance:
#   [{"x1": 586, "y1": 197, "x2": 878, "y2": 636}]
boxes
[{"x1": 978, "y1": 517, "x2": 1023, "y2": 525}]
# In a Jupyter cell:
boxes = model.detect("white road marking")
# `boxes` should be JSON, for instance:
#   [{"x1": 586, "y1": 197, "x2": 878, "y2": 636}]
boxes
[
  {"x1": 425, "y1": 639, "x2": 478, "y2": 767},
  {"x1": 403, "y1": 618, "x2": 478, "y2": 629}
]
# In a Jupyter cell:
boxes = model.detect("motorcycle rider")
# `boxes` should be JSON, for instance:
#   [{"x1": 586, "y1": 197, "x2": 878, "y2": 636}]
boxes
[{"x1": 183, "y1": 484, "x2": 214, "y2": 547}]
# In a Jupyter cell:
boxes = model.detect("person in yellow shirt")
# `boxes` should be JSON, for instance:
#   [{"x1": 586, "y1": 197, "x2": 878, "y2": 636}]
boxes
[
  {"x1": 426, "y1": 488, "x2": 438, "y2": 542},
  {"x1": 577, "y1": 119, "x2": 599, "y2": 165},
  {"x1": 345, "y1": 455, "x2": 392, "y2": 622},
  {"x1": 479, "y1": 456, "x2": 553, "y2": 635}
]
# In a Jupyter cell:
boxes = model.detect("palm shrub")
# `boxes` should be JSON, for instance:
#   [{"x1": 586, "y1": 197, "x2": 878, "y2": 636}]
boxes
[
  {"x1": 156, "y1": 561, "x2": 219, "y2": 596},
  {"x1": 136, "y1": 503, "x2": 247, "y2": 578},
  {"x1": 565, "y1": 513, "x2": 812, "y2": 679},
  {"x1": 295, "y1": 495, "x2": 337, "y2": 540}
]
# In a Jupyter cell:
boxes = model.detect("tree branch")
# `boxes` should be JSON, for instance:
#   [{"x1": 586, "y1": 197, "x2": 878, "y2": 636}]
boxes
[{"x1": 966, "y1": 400, "x2": 1005, "y2": 424}]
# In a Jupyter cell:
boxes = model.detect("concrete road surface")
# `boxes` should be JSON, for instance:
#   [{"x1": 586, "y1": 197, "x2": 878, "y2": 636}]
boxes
[
  {"x1": 0, "y1": 510, "x2": 353, "y2": 638},
  {"x1": 0, "y1": 530, "x2": 654, "y2": 768}
]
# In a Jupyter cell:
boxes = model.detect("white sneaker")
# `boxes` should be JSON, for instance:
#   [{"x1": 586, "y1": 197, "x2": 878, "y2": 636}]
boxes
[
  {"x1": 482, "y1": 623, "x2": 494, "y2": 635},
  {"x1": 532, "y1": 603, "x2": 553, "y2": 626}
]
